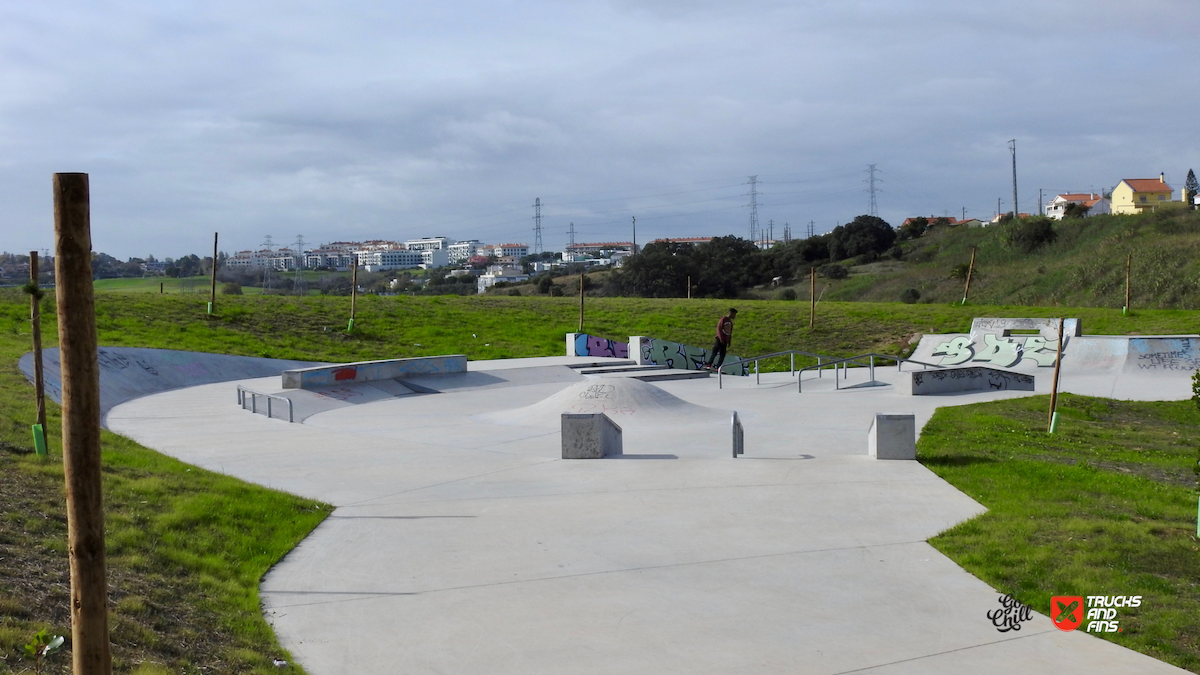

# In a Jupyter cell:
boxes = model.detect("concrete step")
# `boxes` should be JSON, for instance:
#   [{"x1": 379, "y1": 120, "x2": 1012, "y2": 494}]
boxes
[
  {"x1": 566, "y1": 360, "x2": 637, "y2": 370},
  {"x1": 625, "y1": 369, "x2": 712, "y2": 382},
  {"x1": 578, "y1": 364, "x2": 666, "y2": 375}
]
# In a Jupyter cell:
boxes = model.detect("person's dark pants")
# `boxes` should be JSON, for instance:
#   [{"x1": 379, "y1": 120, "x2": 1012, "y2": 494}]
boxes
[{"x1": 706, "y1": 339, "x2": 727, "y2": 368}]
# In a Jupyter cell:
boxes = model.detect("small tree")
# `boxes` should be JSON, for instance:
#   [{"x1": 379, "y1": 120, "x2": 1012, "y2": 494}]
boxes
[
  {"x1": 1185, "y1": 169, "x2": 1198, "y2": 210},
  {"x1": 1062, "y1": 202, "x2": 1091, "y2": 219},
  {"x1": 900, "y1": 288, "x2": 921, "y2": 304}
]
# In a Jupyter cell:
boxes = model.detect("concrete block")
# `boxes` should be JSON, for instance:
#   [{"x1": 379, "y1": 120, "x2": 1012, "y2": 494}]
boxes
[
  {"x1": 868, "y1": 413, "x2": 915, "y2": 460},
  {"x1": 282, "y1": 355, "x2": 467, "y2": 389},
  {"x1": 561, "y1": 413, "x2": 623, "y2": 459}
]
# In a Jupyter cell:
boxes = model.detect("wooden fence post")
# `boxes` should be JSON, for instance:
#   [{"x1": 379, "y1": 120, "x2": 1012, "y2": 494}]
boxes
[
  {"x1": 53, "y1": 172, "x2": 112, "y2": 675},
  {"x1": 1047, "y1": 317, "x2": 1065, "y2": 433},
  {"x1": 348, "y1": 255, "x2": 358, "y2": 332},
  {"x1": 578, "y1": 273, "x2": 585, "y2": 333},
  {"x1": 1124, "y1": 253, "x2": 1131, "y2": 315},
  {"x1": 208, "y1": 232, "x2": 218, "y2": 314},
  {"x1": 809, "y1": 267, "x2": 816, "y2": 330},
  {"x1": 962, "y1": 247, "x2": 977, "y2": 305},
  {"x1": 30, "y1": 251, "x2": 48, "y2": 456}
]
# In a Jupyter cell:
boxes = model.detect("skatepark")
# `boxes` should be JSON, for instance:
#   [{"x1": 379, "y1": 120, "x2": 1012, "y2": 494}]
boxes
[{"x1": 20, "y1": 319, "x2": 1198, "y2": 674}]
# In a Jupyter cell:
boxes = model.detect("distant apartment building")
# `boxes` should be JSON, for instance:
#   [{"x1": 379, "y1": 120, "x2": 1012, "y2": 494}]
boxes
[
  {"x1": 358, "y1": 249, "x2": 423, "y2": 272},
  {"x1": 227, "y1": 248, "x2": 297, "y2": 271},
  {"x1": 448, "y1": 240, "x2": 485, "y2": 264},
  {"x1": 492, "y1": 243, "x2": 530, "y2": 259},
  {"x1": 1045, "y1": 193, "x2": 1111, "y2": 220},
  {"x1": 421, "y1": 249, "x2": 450, "y2": 269},
  {"x1": 650, "y1": 237, "x2": 712, "y2": 247},
  {"x1": 477, "y1": 266, "x2": 528, "y2": 294},
  {"x1": 405, "y1": 237, "x2": 454, "y2": 252},
  {"x1": 1111, "y1": 175, "x2": 1174, "y2": 215}
]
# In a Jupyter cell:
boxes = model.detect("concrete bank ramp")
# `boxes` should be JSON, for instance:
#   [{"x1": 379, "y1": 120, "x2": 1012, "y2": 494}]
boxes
[
  {"x1": 474, "y1": 377, "x2": 730, "y2": 429},
  {"x1": 19, "y1": 347, "x2": 321, "y2": 426}
]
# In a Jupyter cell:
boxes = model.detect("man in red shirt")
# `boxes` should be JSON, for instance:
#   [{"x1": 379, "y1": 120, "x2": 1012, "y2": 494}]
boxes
[{"x1": 703, "y1": 308, "x2": 737, "y2": 371}]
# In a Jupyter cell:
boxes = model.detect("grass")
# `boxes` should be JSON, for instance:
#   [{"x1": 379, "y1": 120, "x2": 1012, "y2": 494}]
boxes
[
  {"x1": 0, "y1": 292, "x2": 332, "y2": 674},
  {"x1": 2, "y1": 288, "x2": 1198, "y2": 672},
  {"x1": 920, "y1": 394, "x2": 1200, "y2": 672}
]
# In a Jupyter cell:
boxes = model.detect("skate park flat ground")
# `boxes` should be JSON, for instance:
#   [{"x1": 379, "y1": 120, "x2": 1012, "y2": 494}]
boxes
[{"x1": 105, "y1": 355, "x2": 1192, "y2": 675}]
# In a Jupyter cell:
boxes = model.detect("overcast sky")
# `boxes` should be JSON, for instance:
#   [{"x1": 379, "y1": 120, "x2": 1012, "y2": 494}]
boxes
[{"x1": 2, "y1": 0, "x2": 1197, "y2": 260}]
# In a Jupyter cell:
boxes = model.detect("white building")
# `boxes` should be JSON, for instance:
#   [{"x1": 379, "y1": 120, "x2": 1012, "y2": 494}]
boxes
[
  {"x1": 477, "y1": 267, "x2": 528, "y2": 294},
  {"x1": 405, "y1": 237, "x2": 455, "y2": 252},
  {"x1": 492, "y1": 243, "x2": 529, "y2": 259},
  {"x1": 421, "y1": 249, "x2": 450, "y2": 269},
  {"x1": 1045, "y1": 193, "x2": 1111, "y2": 220},
  {"x1": 358, "y1": 249, "x2": 423, "y2": 272},
  {"x1": 448, "y1": 240, "x2": 485, "y2": 264}
]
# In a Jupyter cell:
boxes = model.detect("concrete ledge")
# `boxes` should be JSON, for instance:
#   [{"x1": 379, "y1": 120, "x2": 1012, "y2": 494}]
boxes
[
  {"x1": 632, "y1": 335, "x2": 749, "y2": 376},
  {"x1": 868, "y1": 413, "x2": 915, "y2": 460},
  {"x1": 904, "y1": 366, "x2": 1034, "y2": 395},
  {"x1": 567, "y1": 333, "x2": 630, "y2": 359},
  {"x1": 561, "y1": 413, "x2": 623, "y2": 459},
  {"x1": 282, "y1": 355, "x2": 467, "y2": 389}
]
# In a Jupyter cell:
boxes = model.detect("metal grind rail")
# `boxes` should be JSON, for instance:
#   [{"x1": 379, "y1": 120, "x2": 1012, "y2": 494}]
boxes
[
  {"x1": 237, "y1": 385, "x2": 295, "y2": 423},
  {"x1": 717, "y1": 349, "x2": 945, "y2": 391}
]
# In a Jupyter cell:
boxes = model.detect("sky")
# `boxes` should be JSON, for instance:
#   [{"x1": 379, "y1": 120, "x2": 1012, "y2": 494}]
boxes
[{"x1": 2, "y1": 0, "x2": 1198, "y2": 261}]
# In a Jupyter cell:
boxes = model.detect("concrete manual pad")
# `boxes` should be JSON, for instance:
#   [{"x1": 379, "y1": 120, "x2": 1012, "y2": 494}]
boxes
[{"x1": 105, "y1": 355, "x2": 1190, "y2": 675}]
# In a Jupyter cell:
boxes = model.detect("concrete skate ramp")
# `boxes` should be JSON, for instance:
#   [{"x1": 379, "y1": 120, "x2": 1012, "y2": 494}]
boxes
[
  {"x1": 474, "y1": 377, "x2": 729, "y2": 429},
  {"x1": 19, "y1": 347, "x2": 321, "y2": 426}
]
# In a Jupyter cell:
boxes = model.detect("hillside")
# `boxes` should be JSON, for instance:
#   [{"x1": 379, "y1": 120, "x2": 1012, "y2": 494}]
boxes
[{"x1": 812, "y1": 207, "x2": 1200, "y2": 309}]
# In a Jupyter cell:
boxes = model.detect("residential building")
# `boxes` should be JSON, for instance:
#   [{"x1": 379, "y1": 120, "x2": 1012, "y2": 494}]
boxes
[
  {"x1": 1111, "y1": 175, "x2": 1174, "y2": 215},
  {"x1": 420, "y1": 249, "x2": 450, "y2": 269},
  {"x1": 448, "y1": 240, "x2": 485, "y2": 264},
  {"x1": 358, "y1": 249, "x2": 423, "y2": 272},
  {"x1": 1045, "y1": 193, "x2": 1111, "y2": 220},
  {"x1": 405, "y1": 237, "x2": 454, "y2": 252},
  {"x1": 477, "y1": 267, "x2": 528, "y2": 294},
  {"x1": 492, "y1": 243, "x2": 529, "y2": 259}
]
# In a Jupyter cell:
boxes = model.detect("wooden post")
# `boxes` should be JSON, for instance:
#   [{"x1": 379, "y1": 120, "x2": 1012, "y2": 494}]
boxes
[
  {"x1": 809, "y1": 266, "x2": 815, "y2": 330},
  {"x1": 1047, "y1": 317, "x2": 1065, "y2": 433},
  {"x1": 53, "y1": 173, "x2": 112, "y2": 675},
  {"x1": 208, "y1": 232, "x2": 218, "y2": 314},
  {"x1": 578, "y1": 273, "x2": 585, "y2": 333},
  {"x1": 962, "y1": 247, "x2": 977, "y2": 305},
  {"x1": 1124, "y1": 253, "x2": 1131, "y2": 315},
  {"x1": 686, "y1": 275, "x2": 691, "y2": 300},
  {"x1": 159, "y1": 282, "x2": 163, "y2": 294},
  {"x1": 30, "y1": 251, "x2": 47, "y2": 432},
  {"x1": 348, "y1": 255, "x2": 358, "y2": 332}
]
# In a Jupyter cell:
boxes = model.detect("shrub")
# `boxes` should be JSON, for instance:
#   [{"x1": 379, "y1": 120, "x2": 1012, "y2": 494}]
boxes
[
  {"x1": 948, "y1": 263, "x2": 970, "y2": 281},
  {"x1": 536, "y1": 275, "x2": 554, "y2": 294},
  {"x1": 777, "y1": 288, "x2": 797, "y2": 301},
  {"x1": 819, "y1": 264, "x2": 848, "y2": 280},
  {"x1": 220, "y1": 282, "x2": 242, "y2": 295},
  {"x1": 888, "y1": 246, "x2": 904, "y2": 260},
  {"x1": 549, "y1": 285, "x2": 564, "y2": 297},
  {"x1": 1003, "y1": 216, "x2": 1057, "y2": 253},
  {"x1": 900, "y1": 288, "x2": 921, "y2": 304},
  {"x1": 507, "y1": 288, "x2": 522, "y2": 296}
]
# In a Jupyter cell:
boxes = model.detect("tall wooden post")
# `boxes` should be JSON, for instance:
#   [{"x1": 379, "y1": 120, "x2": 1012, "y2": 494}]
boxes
[
  {"x1": 962, "y1": 247, "x2": 977, "y2": 305},
  {"x1": 53, "y1": 173, "x2": 112, "y2": 675},
  {"x1": 208, "y1": 232, "x2": 219, "y2": 314},
  {"x1": 348, "y1": 256, "x2": 358, "y2": 332},
  {"x1": 30, "y1": 251, "x2": 47, "y2": 432},
  {"x1": 809, "y1": 267, "x2": 816, "y2": 330},
  {"x1": 1047, "y1": 318, "x2": 1065, "y2": 433},
  {"x1": 578, "y1": 274, "x2": 585, "y2": 333},
  {"x1": 1124, "y1": 253, "x2": 1131, "y2": 315},
  {"x1": 686, "y1": 275, "x2": 691, "y2": 300}
]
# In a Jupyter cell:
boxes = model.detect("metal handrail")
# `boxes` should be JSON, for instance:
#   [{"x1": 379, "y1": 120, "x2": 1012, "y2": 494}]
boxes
[
  {"x1": 796, "y1": 352, "x2": 947, "y2": 392},
  {"x1": 718, "y1": 349, "x2": 839, "y2": 389},
  {"x1": 236, "y1": 385, "x2": 295, "y2": 423},
  {"x1": 715, "y1": 348, "x2": 946, "y2": 391}
]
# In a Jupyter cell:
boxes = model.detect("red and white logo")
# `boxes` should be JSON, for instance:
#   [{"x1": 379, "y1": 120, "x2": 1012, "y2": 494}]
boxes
[{"x1": 1051, "y1": 596, "x2": 1084, "y2": 631}]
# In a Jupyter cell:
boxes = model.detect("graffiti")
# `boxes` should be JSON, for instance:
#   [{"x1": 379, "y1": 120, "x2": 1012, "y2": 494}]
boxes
[
  {"x1": 969, "y1": 317, "x2": 1080, "y2": 340},
  {"x1": 571, "y1": 402, "x2": 636, "y2": 416},
  {"x1": 579, "y1": 384, "x2": 616, "y2": 400},
  {"x1": 1134, "y1": 339, "x2": 1200, "y2": 371},
  {"x1": 333, "y1": 367, "x2": 358, "y2": 381},
  {"x1": 98, "y1": 349, "x2": 161, "y2": 376},
  {"x1": 932, "y1": 334, "x2": 1058, "y2": 368},
  {"x1": 912, "y1": 367, "x2": 1034, "y2": 394},
  {"x1": 637, "y1": 337, "x2": 750, "y2": 376},
  {"x1": 573, "y1": 334, "x2": 630, "y2": 359}
]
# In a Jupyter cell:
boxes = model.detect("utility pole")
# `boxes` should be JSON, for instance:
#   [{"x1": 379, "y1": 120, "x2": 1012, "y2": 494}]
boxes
[
  {"x1": 348, "y1": 254, "x2": 358, "y2": 332},
  {"x1": 767, "y1": 219, "x2": 774, "y2": 246},
  {"x1": 962, "y1": 207, "x2": 966, "y2": 221},
  {"x1": 533, "y1": 198, "x2": 543, "y2": 254},
  {"x1": 747, "y1": 175, "x2": 759, "y2": 241},
  {"x1": 865, "y1": 164, "x2": 881, "y2": 217},
  {"x1": 631, "y1": 216, "x2": 637, "y2": 255},
  {"x1": 208, "y1": 232, "x2": 219, "y2": 314},
  {"x1": 1009, "y1": 139, "x2": 1018, "y2": 219},
  {"x1": 1038, "y1": 188, "x2": 1044, "y2": 216},
  {"x1": 568, "y1": 222, "x2": 575, "y2": 247},
  {"x1": 997, "y1": 198, "x2": 1002, "y2": 220},
  {"x1": 260, "y1": 235, "x2": 274, "y2": 294},
  {"x1": 53, "y1": 173, "x2": 113, "y2": 675},
  {"x1": 807, "y1": 220, "x2": 815, "y2": 239},
  {"x1": 783, "y1": 222, "x2": 791, "y2": 243},
  {"x1": 293, "y1": 234, "x2": 306, "y2": 295}
]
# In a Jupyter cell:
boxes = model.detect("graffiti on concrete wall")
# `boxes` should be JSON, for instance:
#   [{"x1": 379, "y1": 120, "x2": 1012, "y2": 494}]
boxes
[
  {"x1": 931, "y1": 334, "x2": 1059, "y2": 368},
  {"x1": 572, "y1": 334, "x2": 630, "y2": 359},
  {"x1": 638, "y1": 337, "x2": 750, "y2": 376},
  {"x1": 1132, "y1": 338, "x2": 1200, "y2": 372},
  {"x1": 913, "y1": 367, "x2": 1034, "y2": 392}
]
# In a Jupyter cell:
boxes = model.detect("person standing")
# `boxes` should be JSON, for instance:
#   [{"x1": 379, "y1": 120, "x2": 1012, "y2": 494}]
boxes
[{"x1": 704, "y1": 308, "x2": 737, "y2": 371}]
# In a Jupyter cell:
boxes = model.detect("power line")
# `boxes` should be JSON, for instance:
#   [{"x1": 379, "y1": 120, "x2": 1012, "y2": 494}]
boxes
[
  {"x1": 292, "y1": 234, "x2": 306, "y2": 294},
  {"x1": 746, "y1": 175, "x2": 759, "y2": 242},
  {"x1": 532, "y1": 197, "x2": 542, "y2": 254},
  {"x1": 865, "y1": 164, "x2": 881, "y2": 217}
]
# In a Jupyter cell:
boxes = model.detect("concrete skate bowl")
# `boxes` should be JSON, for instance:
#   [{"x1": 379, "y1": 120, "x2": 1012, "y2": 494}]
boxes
[
  {"x1": 19, "y1": 347, "x2": 321, "y2": 426},
  {"x1": 474, "y1": 377, "x2": 731, "y2": 430}
]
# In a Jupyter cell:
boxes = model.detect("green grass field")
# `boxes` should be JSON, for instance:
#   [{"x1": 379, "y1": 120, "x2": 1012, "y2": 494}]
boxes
[{"x1": 1, "y1": 289, "x2": 1197, "y2": 672}]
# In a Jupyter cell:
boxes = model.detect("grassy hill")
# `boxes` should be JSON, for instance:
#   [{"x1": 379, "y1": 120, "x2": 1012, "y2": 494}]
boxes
[{"x1": 804, "y1": 206, "x2": 1200, "y2": 309}]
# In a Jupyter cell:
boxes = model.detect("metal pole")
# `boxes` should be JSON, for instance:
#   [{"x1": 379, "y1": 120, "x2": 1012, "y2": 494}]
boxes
[
  {"x1": 348, "y1": 255, "x2": 358, "y2": 332},
  {"x1": 1124, "y1": 253, "x2": 1131, "y2": 315},
  {"x1": 208, "y1": 231, "x2": 218, "y2": 314},
  {"x1": 790, "y1": 352, "x2": 794, "y2": 376},
  {"x1": 755, "y1": 360, "x2": 759, "y2": 385},
  {"x1": 53, "y1": 173, "x2": 113, "y2": 675},
  {"x1": 1048, "y1": 318, "x2": 1065, "y2": 433},
  {"x1": 962, "y1": 247, "x2": 976, "y2": 305}
]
